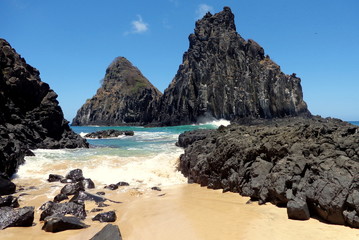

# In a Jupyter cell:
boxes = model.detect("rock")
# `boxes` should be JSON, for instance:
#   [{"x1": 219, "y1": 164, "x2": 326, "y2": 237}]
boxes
[
  {"x1": 84, "y1": 130, "x2": 134, "y2": 139},
  {"x1": 40, "y1": 201, "x2": 86, "y2": 221},
  {"x1": 53, "y1": 193, "x2": 69, "y2": 203},
  {"x1": 105, "y1": 184, "x2": 118, "y2": 190},
  {"x1": 72, "y1": 57, "x2": 162, "y2": 126},
  {"x1": 0, "y1": 39, "x2": 88, "y2": 177},
  {"x1": 179, "y1": 116, "x2": 359, "y2": 227},
  {"x1": 65, "y1": 169, "x2": 84, "y2": 182},
  {"x1": 96, "y1": 192, "x2": 106, "y2": 195},
  {"x1": 0, "y1": 174, "x2": 16, "y2": 195},
  {"x1": 90, "y1": 224, "x2": 123, "y2": 240},
  {"x1": 91, "y1": 208, "x2": 103, "y2": 213},
  {"x1": 0, "y1": 195, "x2": 19, "y2": 208},
  {"x1": 42, "y1": 214, "x2": 88, "y2": 232},
  {"x1": 177, "y1": 129, "x2": 214, "y2": 148},
  {"x1": 47, "y1": 174, "x2": 64, "y2": 182},
  {"x1": 60, "y1": 182, "x2": 85, "y2": 196},
  {"x1": 70, "y1": 191, "x2": 106, "y2": 204},
  {"x1": 92, "y1": 211, "x2": 117, "y2": 222},
  {"x1": 151, "y1": 187, "x2": 161, "y2": 191},
  {"x1": 287, "y1": 197, "x2": 310, "y2": 220},
  {"x1": 116, "y1": 182, "x2": 129, "y2": 187},
  {"x1": 0, "y1": 206, "x2": 34, "y2": 230},
  {"x1": 82, "y1": 178, "x2": 95, "y2": 189},
  {"x1": 154, "y1": 7, "x2": 310, "y2": 125},
  {"x1": 98, "y1": 202, "x2": 110, "y2": 208}
]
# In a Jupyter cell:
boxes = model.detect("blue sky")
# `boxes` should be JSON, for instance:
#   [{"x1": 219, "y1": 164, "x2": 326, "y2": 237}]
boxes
[{"x1": 1, "y1": 0, "x2": 358, "y2": 121}]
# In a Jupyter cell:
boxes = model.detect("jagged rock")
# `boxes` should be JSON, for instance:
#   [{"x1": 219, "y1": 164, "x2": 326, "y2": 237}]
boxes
[
  {"x1": 155, "y1": 7, "x2": 310, "y2": 125},
  {"x1": 151, "y1": 187, "x2": 161, "y2": 191},
  {"x1": 42, "y1": 214, "x2": 88, "y2": 232},
  {"x1": 90, "y1": 224, "x2": 123, "y2": 240},
  {"x1": 60, "y1": 182, "x2": 85, "y2": 196},
  {"x1": 65, "y1": 169, "x2": 84, "y2": 182},
  {"x1": 0, "y1": 174, "x2": 16, "y2": 195},
  {"x1": 53, "y1": 193, "x2": 69, "y2": 203},
  {"x1": 47, "y1": 174, "x2": 64, "y2": 182},
  {"x1": 0, "y1": 38, "x2": 88, "y2": 177},
  {"x1": 287, "y1": 197, "x2": 310, "y2": 220},
  {"x1": 72, "y1": 57, "x2": 162, "y2": 126},
  {"x1": 84, "y1": 130, "x2": 134, "y2": 139},
  {"x1": 70, "y1": 191, "x2": 106, "y2": 204},
  {"x1": 40, "y1": 201, "x2": 86, "y2": 221},
  {"x1": 178, "y1": 116, "x2": 359, "y2": 227},
  {"x1": 82, "y1": 178, "x2": 95, "y2": 189},
  {"x1": 0, "y1": 206, "x2": 34, "y2": 230},
  {"x1": 0, "y1": 195, "x2": 19, "y2": 208},
  {"x1": 91, "y1": 208, "x2": 103, "y2": 213},
  {"x1": 92, "y1": 211, "x2": 117, "y2": 222}
]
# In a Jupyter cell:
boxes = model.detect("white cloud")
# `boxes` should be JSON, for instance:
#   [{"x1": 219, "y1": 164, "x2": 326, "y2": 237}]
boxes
[
  {"x1": 196, "y1": 4, "x2": 214, "y2": 19},
  {"x1": 124, "y1": 15, "x2": 149, "y2": 35}
]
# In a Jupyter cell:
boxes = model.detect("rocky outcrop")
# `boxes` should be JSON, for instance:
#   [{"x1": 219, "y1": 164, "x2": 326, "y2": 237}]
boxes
[
  {"x1": 0, "y1": 39, "x2": 88, "y2": 177},
  {"x1": 84, "y1": 129, "x2": 134, "y2": 139},
  {"x1": 72, "y1": 57, "x2": 162, "y2": 126},
  {"x1": 155, "y1": 7, "x2": 310, "y2": 125},
  {"x1": 178, "y1": 117, "x2": 359, "y2": 227}
]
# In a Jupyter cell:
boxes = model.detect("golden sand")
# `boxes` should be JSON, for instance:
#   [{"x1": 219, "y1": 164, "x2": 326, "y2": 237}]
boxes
[{"x1": 2, "y1": 179, "x2": 359, "y2": 240}]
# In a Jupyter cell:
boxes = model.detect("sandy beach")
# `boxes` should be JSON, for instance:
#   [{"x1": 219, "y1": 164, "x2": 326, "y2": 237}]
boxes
[{"x1": 2, "y1": 178, "x2": 359, "y2": 240}]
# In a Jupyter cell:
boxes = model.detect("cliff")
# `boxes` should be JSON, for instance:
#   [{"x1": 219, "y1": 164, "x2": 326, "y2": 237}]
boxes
[
  {"x1": 0, "y1": 39, "x2": 88, "y2": 177},
  {"x1": 72, "y1": 57, "x2": 162, "y2": 126},
  {"x1": 155, "y1": 7, "x2": 310, "y2": 125}
]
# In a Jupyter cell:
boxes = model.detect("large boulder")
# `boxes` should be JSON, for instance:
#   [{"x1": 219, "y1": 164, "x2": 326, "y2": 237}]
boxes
[
  {"x1": 42, "y1": 214, "x2": 88, "y2": 232},
  {"x1": 90, "y1": 224, "x2": 123, "y2": 240},
  {"x1": 0, "y1": 38, "x2": 88, "y2": 177},
  {"x1": 178, "y1": 116, "x2": 359, "y2": 227},
  {"x1": 0, "y1": 206, "x2": 34, "y2": 230},
  {"x1": 40, "y1": 201, "x2": 86, "y2": 221},
  {"x1": 0, "y1": 174, "x2": 16, "y2": 196}
]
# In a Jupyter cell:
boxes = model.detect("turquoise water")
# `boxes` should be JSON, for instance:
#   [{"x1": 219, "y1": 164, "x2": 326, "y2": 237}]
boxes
[
  {"x1": 349, "y1": 121, "x2": 359, "y2": 126},
  {"x1": 16, "y1": 120, "x2": 229, "y2": 189}
]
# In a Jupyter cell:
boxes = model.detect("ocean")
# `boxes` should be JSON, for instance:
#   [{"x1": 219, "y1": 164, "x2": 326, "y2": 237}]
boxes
[{"x1": 14, "y1": 120, "x2": 230, "y2": 191}]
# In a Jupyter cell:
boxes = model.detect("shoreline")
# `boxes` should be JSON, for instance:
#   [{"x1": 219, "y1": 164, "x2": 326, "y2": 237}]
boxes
[{"x1": 2, "y1": 178, "x2": 359, "y2": 240}]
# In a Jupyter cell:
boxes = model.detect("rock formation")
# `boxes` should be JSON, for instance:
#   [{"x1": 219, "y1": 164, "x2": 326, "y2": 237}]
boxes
[
  {"x1": 178, "y1": 116, "x2": 359, "y2": 227},
  {"x1": 72, "y1": 57, "x2": 162, "y2": 126},
  {"x1": 155, "y1": 7, "x2": 310, "y2": 125},
  {"x1": 0, "y1": 39, "x2": 88, "y2": 177}
]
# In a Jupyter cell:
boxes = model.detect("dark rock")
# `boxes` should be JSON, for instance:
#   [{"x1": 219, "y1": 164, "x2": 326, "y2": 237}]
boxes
[
  {"x1": 0, "y1": 39, "x2": 88, "y2": 177},
  {"x1": 287, "y1": 197, "x2": 310, "y2": 220},
  {"x1": 105, "y1": 184, "x2": 118, "y2": 190},
  {"x1": 98, "y1": 202, "x2": 110, "y2": 208},
  {"x1": 84, "y1": 130, "x2": 134, "y2": 139},
  {"x1": 151, "y1": 187, "x2": 161, "y2": 191},
  {"x1": 92, "y1": 211, "x2": 117, "y2": 222},
  {"x1": 60, "y1": 178, "x2": 75, "y2": 184},
  {"x1": 70, "y1": 191, "x2": 106, "y2": 204},
  {"x1": 177, "y1": 129, "x2": 214, "y2": 148},
  {"x1": 65, "y1": 169, "x2": 84, "y2": 182},
  {"x1": 40, "y1": 201, "x2": 86, "y2": 221},
  {"x1": 96, "y1": 191, "x2": 106, "y2": 195},
  {"x1": 0, "y1": 195, "x2": 19, "y2": 208},
  {"x1": 0, "y1": 206, "x2": 34, "y2": 230},
  {"x1": 90, "y1": 224, "x2": 123, "y2": 240},
  {"x1": 91, "y1": 208, "x2": 103, "y2": 213},
  {"x1": 47, "y1": 174, "x2": 64, "y2": 182},
  {"x1": 116, "y1": 182, "x2": 129, "y2": 187},
  {"x1": 53, "y1": 193, "x2": 69, "y2": 203},
  {"x1": 154, "y1": 7, "x2": 310, "y2": 126},
  {"x1": 0, "y1": 174, "x2": 16, "y2": 195},
  {"x1": 179, "y1": 116, "x2": 359, "y2": 227},
  {"x1": 42, "y1": 214, "x2": 88, "y2": 232},
  {"x1": 82, "y1": 178, "x2": 95, "y2": 189},
  {"x1": 60, "y1": 182, "x2": 85, "y2": 196},
  {"x1": 72, "y1": 57, "x2": 162, "y2": 126}
]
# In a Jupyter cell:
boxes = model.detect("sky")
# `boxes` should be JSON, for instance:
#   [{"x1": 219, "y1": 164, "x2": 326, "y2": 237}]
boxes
[{"x1": 1, "y1": 0, "x2": 358, "y2": 121}]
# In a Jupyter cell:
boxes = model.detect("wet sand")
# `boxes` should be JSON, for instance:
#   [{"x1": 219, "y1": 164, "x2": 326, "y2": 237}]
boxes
[{"x1": 2, "y1": 180, "x2": 359, "y2": 240}]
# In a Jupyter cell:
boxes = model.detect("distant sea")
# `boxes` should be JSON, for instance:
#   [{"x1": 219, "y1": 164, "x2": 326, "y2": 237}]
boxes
[
  {"x1": 15, "y1": 120, "x2": 230, "y2": 190},
  {"x1": 349, "y1": 121, "x2": 359, "y2": 126}
]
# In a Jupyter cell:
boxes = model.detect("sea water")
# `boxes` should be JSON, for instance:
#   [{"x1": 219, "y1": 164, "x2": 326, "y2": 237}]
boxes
[{"x1": 14, "y1": 120, "x2": 230, "y2": 191}]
